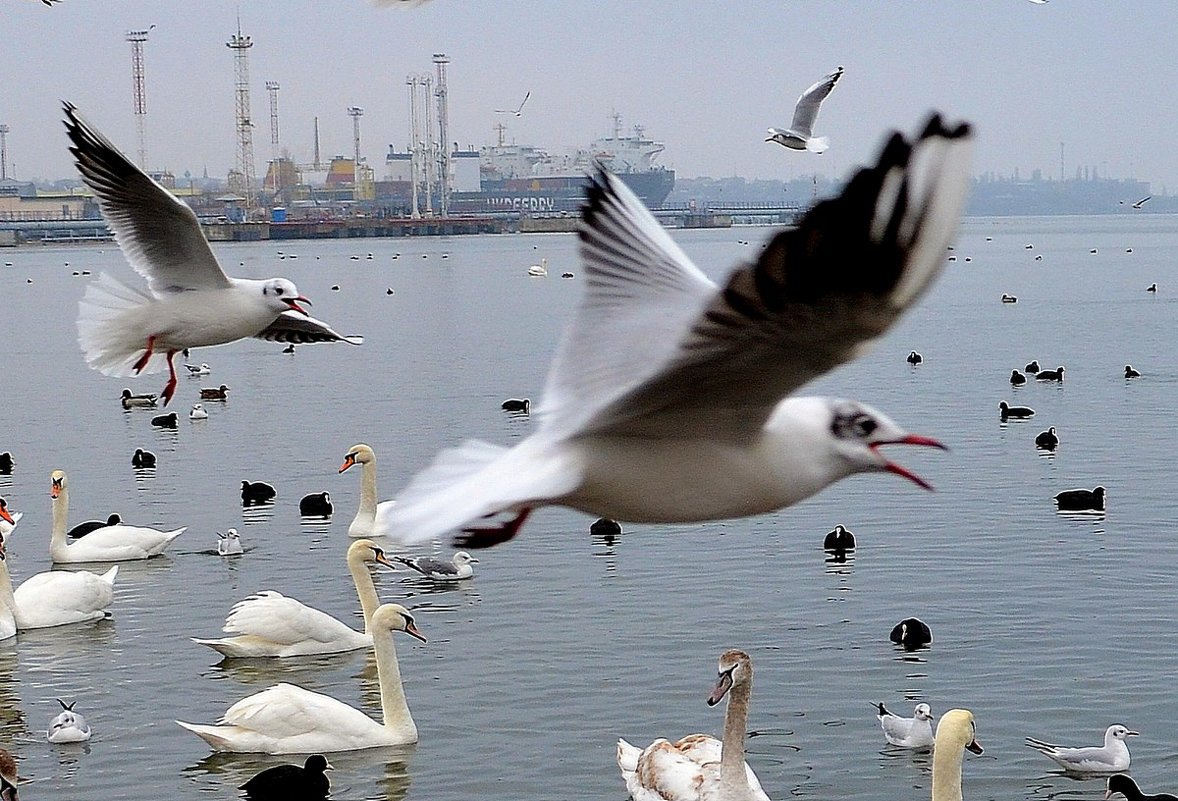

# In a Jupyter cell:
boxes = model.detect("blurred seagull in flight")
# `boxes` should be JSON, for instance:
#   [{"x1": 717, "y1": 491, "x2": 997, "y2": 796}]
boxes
[
  {"x1": 64, "y1": 103, "x2": 362, "y2": 406},
  {"x1": 495, "y1": 91, "x2": 531, "y2": 117},
  {"x1": 766, "y1": 66, "x2": 844, "y2": 153},
  {"x1": 386, "y1": 114, "x2": 973, "y2": 549}
]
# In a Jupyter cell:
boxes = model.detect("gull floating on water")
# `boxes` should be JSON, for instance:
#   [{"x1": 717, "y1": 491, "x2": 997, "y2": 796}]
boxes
[
  {"x1": 386, "y1": 115, "x2": 972, "y2": 548},
  {"x1": 766, "y1": 66, "x2": 844, "y2": 153},
  {"x1": 48, "y1": 699, "x2": 91, "y2": 743},
  {"x1": 394, "y1": 551, "x2": 478, "y2": 580},
  {"x1": 64, "y1": 103, "x2": 362, "y2": 406},
  {"x1": 1026, "y1": 724, "x2": 1136, "y2": 774},
  {"x1": 877, "y1": 702, "x2": 935, "y2": 749},
  {"x1": 217, "y1": 528, "x2": 243, "y2": 556}
]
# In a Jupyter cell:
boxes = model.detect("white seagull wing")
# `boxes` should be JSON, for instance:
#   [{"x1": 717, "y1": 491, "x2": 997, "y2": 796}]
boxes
[
  {"x1": 255, "y1": 311, "x2": 364, "y2": 345},
  {"x1": 789, "y1": 66, "x2": 844, "y2": 137},
  {"x1": 63, "y1": 103, "x2": 232, "y2": 294},
  {"x1": 564, "y1": 115, "x2": 973, "y2": 443},
  {"x1": 537, "y1": 170, "x2": 718, "y2": 440}
]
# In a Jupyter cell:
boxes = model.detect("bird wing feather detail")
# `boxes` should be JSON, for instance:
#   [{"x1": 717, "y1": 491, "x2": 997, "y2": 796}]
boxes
[
  {"x1": 63, "y1": 102, "x2": 232, "y2": 294},
  {"x1": 571, "y1": 115, "x2": 972, "y2": 443}
]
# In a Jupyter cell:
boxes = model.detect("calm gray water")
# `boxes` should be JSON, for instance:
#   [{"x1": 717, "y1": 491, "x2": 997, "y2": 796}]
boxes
[{"x1": 0, "y1": 215, "x2": 1175, "y2": 800}]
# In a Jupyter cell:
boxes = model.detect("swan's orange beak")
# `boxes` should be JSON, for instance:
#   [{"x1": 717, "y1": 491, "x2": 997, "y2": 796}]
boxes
[
  {"x1": 966, "y1": 737, "x2": 983, "y2": 755},
  {"x1": 0, "y1": 504, "x2": 12, "y2": 525},
  {"x1": 51, "y1": 479, "x2": 63, "y2": 499},
  {"x1": 404, "y1": 620, "x2": 427, "y2": 643},
  {"x1": 339, "y1": 454, "x2": 356, "y2": 474}
]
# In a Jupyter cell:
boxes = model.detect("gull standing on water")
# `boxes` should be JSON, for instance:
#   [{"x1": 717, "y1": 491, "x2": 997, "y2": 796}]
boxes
[
  {"x1": 766, "y1": 66, "x2": 845, "y2": 153},
  {"x1": 64, "y1": 103, "x2": 362, "y2": 405},
  {"x1": 387, "y1": 115, "x2": 973, "y2": 548}
]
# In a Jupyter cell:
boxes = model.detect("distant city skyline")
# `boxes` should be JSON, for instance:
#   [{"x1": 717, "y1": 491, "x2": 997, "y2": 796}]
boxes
[{"x1": 3, "y1": 2, "x2": 1176, "y2": 190}]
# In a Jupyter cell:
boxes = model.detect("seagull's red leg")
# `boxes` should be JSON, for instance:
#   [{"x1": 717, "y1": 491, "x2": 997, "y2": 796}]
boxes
[
  {"x1": 455, "y1": 508, "x2": 532, "y2": 549},
  {"x1": 160, "y1": 350, "x2": 179, "y2": 406},
  {"x1": 132, "y1": 335, "x2": 156, "y2": 375}
]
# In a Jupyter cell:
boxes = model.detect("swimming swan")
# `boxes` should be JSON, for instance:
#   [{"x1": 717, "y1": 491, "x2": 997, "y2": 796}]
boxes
[
  {"x1": 192, "y1": 539, "x2": 396, "y2": 658},
  {"x1": 177, "y1": 602, "x2": 426, "y2": 753}
]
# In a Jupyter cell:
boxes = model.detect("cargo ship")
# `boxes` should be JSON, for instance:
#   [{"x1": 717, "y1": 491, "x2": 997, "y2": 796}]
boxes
[{"x1": 381, "y1": 114, "x2": 675, "y2": 215}]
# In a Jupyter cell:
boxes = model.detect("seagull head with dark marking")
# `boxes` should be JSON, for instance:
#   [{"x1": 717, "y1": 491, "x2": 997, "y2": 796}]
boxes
[
  {"x1": 820, "y1": 399, "x2": 946, "y2": 491},
  {"x1": 262, "y1": 278, "x2": 311, "y2": 315}
]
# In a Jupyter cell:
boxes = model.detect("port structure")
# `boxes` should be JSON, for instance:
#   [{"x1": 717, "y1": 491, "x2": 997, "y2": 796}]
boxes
[
  {"x1": 266, "y1": 81, "x2": 281, "y2": 193},
  {"x1": 226, "y1": 19, "x2": 256, "y2": 212},
  {"x1": 433, "y1": 53, "x2": 450, "y2": 217},
  {"x1": 126, "y1": 27, "x2": 152, "y2": 170},
  {"x1": 0, "y1": 124, "x2": 9, "y2": 180},
  {"x1": 348, "y1": 106, "x2": 363, "y2": 186}
]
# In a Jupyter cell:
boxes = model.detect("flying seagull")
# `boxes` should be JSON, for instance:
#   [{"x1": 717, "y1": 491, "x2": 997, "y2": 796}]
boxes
[
  {"x1": 386, "y1": 114, "x2": 973, "y2": 548},
  {"x1": 766, "y1": 65, "x2": 844, "y2": 153},
  {"x1": 65, "y1": 103, "x2": 361, "y2": 405},
  {"x1": 1132, "y1": 195, "x2": 1152, "y2": 209},
  {"x1": 495, "y1": 91, "x2": 531, "y2": 117}
]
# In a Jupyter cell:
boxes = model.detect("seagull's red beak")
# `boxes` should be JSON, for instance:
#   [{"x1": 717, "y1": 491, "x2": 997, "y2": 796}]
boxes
[
  {"x1": 872, "y1": 435, "x2": 947, "y2": 491},
  {"x1": 285, "y1": 295, "x2": 312, "y2": 316}
]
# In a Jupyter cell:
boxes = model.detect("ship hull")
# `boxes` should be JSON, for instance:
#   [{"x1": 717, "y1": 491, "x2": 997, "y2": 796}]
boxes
[{"x1": 442, "y1": 169, "x2": 674, "y2": 215}]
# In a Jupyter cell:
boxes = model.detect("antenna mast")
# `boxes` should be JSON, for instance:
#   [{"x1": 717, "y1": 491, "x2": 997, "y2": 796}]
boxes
[
  {"x1": 127, "y1": 27, "x2": 152, "y2": 169},
  {"x1": 226, "y1": 18, "x2": 256, "y2": 212}
]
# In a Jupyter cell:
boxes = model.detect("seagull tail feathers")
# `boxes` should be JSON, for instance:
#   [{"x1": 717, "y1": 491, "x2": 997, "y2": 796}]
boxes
[
  {"x1": 388, "y1": 436, "x2": 581, "y2": 546},
  {"x1": 77, "y1": 272, "x2": 163, "y2": 377},
  {"x1": 805, "y1": 135, "x2": 830, "y2": 154},
  {"x1": 384, "y1": 439, "x2": 516, "y2": 544}
]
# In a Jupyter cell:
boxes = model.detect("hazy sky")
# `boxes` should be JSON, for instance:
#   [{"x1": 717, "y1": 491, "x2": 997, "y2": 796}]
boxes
[{"x1": 4, "y1": 1, "x2": 1176, "y2": 189}]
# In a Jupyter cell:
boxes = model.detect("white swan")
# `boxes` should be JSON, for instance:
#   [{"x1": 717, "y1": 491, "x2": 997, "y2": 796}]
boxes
[
  {"x1": 339, "y1": 444, "x2": 396, "y2": 538},
  {"x1": 177, "y1": 602, "x2": 426, "y2": 753},
  {"x1": 0, "y1": 532, "x2": 117, "y2": 632},
  {"x1": 192, "y1": 539, "x2": 395, "y2": 658},
  {"x1": 618, "y1": 649, "x2": 770, "y2": 801},
  {"x1": 527, "y1": 257, "x2": 548, "y2": 277},
  {"x1": 932, "y1": 709, "x2": 983, "y2": 801},
  {"x1": 49, "y1": 470, "x2": 185, "y2": 562}
]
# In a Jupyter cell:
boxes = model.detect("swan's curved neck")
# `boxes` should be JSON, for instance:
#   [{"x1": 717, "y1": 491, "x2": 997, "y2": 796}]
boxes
[
  {"x1": 371, "y1": 625, "x2": 415, "y2": 735},
  {"x1": 0, "y1": 558, "x2": 16, "y2": 630},
  {"x1": 931, "y1": 743, "x2": 965, "y2": 801},
  {"x1": 347, "y1": 555, "x2": 381, "y2": 633},
  {"x1": 50, "y1": 487, "x2": 69, "y2": 559},
  {"x1": 719, "y1": 677, "x2": 753, "y2": 794},
  {"x1": 357, "y1": 459, "x2": 379, "y2": 523}
]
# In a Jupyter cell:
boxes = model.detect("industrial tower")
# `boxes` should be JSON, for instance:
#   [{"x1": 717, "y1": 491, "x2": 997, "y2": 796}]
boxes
[
  {"x1": 348, "y1": 106, "x2": 363, "y2": 185},
  {"x1": 126, "y1": 27, "x2": 152, "y2": 169},
  {"x1": 406, "y1": 76, "x2": 421, "y2": 218},
  {"x1": 266, "y1": 81, "x2": 280, "y2": 193},
  {"x1": 433, "y1": 53, "x2": 451, "y2": 216},
  {"x1": 226, "y1": 20, "x2": 256, "y2": 211},
  {"x1": 0, "y1": 125, "x2": 9, "y2": 181}
]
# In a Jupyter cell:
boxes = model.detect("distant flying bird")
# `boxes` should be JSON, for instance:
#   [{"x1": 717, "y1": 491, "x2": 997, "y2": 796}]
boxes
[
  {"x1": 1027, "y1": 0, "x2": 1048, "y2": 4},
  {"x1": 766, "y1": 66, "x2": 844, "y2": 153},
  {"x1": 385, "y1": 114, "x2": 972, "y2": 549},
  {"x1": 64, "y1": 103, "x2": 362, "y2": 406},
  {"x1": 1132, "y1": 195, "x2": 1152, "y2": 209},
  {"x1": 495, "y1": 91, "x2": 531, "y2": 117}
]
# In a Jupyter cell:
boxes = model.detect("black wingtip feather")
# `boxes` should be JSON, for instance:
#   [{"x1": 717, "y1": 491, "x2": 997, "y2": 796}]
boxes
[{"x1": 578, "y1": 167, "x2": 615, "y2": 243}]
